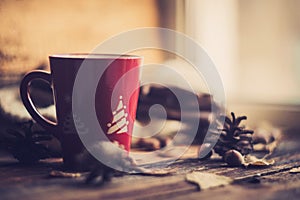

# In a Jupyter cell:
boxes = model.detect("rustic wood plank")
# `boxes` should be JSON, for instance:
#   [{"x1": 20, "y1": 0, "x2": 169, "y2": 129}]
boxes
[
  {"x1": 0, "y1": 140, "x2": 300, "y2": 200},
  {"x1": 168, "y1": 181, "x2": 300, "y2": 200}
]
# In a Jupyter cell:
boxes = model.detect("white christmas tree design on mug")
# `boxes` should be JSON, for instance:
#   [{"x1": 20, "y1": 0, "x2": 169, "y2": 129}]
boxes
[{"x1": 107, "y1": 96, "x2": 129, "y2": 135}]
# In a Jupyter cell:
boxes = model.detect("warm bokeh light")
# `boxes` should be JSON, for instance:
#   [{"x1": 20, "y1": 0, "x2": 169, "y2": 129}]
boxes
[
  {"x1": 0, "y1": 0, "x2": 159, "y2": 73},
  {"x1": 1, "y1": 0, "x2": 300, "y2": 105},
  {"x1": 186, "y1": 0, "x2": 300, "y2": 105}
]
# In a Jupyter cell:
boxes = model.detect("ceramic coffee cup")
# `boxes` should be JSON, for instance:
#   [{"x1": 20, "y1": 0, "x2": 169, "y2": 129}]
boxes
[{"x1": 20, "y1": 54, "x2": 141, "y2": 169}]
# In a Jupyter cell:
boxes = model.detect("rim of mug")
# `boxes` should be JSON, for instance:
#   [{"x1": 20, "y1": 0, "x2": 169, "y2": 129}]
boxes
[{"x1": 49, "y1": 53, "x2": 141, "y2": 59}]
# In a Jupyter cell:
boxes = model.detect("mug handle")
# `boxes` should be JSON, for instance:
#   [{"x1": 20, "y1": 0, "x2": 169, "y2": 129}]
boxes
[{"x1": 20, "y1": 70, "x2": 59, "y2": 139}]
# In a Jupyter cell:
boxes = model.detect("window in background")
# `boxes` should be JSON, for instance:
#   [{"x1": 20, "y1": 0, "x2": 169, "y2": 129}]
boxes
[
  {"x1": 183, "y1": 0, "x2": 300, "y2": 106},
  {"x1": 239, "y1": 0, "x2": 300, "y2": 105}
]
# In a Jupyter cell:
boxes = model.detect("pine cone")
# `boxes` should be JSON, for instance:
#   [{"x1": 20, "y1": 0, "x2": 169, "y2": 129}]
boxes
[
  {"x1": 0, "y1": 121, "x2": 55, "y2": 163},
  {"x1": 212, "y1": 112, "x2": 254, "y2": 157}
]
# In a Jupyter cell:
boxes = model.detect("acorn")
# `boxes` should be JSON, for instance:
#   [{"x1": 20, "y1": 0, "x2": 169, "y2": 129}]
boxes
[{"x1": 224, "y1": 150, "x2": 245, "y2": 167}]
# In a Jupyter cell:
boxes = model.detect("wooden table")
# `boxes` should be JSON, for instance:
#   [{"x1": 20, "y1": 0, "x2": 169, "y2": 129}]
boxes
[
  {"x1": 1, "y1": 86, "x2": 300, "y2": 199},
  {"x1": 1, "y1": 135, "x2": 300, "y2": 200}
]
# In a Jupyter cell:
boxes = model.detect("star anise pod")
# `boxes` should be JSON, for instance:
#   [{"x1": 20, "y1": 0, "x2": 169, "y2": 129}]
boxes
[
  {"x1": 0, "y1": 120, "x2": 54, "y2": 163},
  {"x1": 212, "y1": 112, "x2": 254, "y2": 157}
]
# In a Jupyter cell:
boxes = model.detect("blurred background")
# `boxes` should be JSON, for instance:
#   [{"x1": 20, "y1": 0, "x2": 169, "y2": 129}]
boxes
[{"x1": 0, "y1": 0, "x2": 300, "y2": 129}]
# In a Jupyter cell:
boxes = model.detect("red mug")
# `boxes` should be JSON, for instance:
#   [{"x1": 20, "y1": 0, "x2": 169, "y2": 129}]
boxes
[{"x1": 20, "y1": 54, "x2": 141, "y2": 169}]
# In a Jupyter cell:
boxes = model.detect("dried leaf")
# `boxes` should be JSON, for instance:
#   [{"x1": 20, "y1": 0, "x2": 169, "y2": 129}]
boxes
[
  {"x1": 128, "y1": 166, "x2": 174, "y2": 176},
  {"x1": 49, "y1": 170, "x2": 82, "y2": 178},
  {"x1": 243, "y1": 155, "x2": 275, "y2": 167},
  {"x1": 289, "y1": 167, "x2": 300, "y2": 174},
  {"x1": 186, "y1": 172, "x2": 233, "y2": 190}
]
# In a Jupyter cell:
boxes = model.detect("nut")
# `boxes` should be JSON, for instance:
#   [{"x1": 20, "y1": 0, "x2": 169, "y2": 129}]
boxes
[
  {"x1": 224, "y1": 150, "x2": 245, "y2": 167},
  {"x1": 136, "y1": 138, "x2": 161, "y2": 151}
]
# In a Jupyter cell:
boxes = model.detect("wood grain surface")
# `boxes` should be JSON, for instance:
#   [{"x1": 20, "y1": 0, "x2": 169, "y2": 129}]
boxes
[{"x1": 1, "y1": 138, "x2": 300, "y2": 200}]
